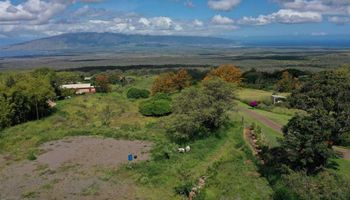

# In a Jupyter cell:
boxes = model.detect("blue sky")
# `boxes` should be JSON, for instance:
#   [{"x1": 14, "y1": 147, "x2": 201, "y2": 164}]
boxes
[{"x1": 0, "y1": 0, "x2": 350, "y2": 43}]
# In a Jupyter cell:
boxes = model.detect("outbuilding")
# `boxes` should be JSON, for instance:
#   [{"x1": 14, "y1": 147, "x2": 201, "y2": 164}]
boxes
[
  {"x1": 272, "y1": 95, "x2": 287, "y2": 104},
  {"x1": 61, "y1": 83, "x2": 96, "y2": 94}
]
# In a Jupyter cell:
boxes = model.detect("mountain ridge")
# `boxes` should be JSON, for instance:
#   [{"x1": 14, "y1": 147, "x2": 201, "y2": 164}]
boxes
[{"x1": 2, "y1": 32, "x2": 236, "y2": 52}]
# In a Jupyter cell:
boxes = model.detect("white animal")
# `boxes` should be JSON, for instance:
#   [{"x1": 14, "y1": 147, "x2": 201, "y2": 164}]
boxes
[
  {"x1": 185, "y1": 146, "x2": 191, "y2": 152},
  {"x1": 178, "y1": 148, "x2": 185, "y2": 153}
]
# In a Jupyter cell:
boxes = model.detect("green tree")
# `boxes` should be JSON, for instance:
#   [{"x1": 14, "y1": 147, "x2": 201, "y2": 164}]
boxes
[
  {"x1": 94, "y1": 73, "x2": 111, "y2": 93},
  {"x1": 151, "y1": 69, "x2": 192, "y2": 95},
  {"x1": 14, "y1": 74, "x2": 55, "y2": 120},
  {"x1": 0, "y1": 95, "x2": 12, "y2": 130},
  {"x1": 280, "y1": 111, "x2": 336, "y2": 174},
  {"x1": 0, "y1": 71, "x2": 55, "y2": 128},
  {"x1": 167, "y1": 78, "x2": 235, "y2": 142},
  {"x1": 274, "y1": 171, "x2": 350, "y2": 200},
  {"x1": 276, "y1": 71, "x2": 300, "y2": 92},
  {"x1": 288, "y1": 69, "x2": 350, "y2": 145},
  {"x1": 127, "y1": 88, "x2": 150, "y2": 99}
]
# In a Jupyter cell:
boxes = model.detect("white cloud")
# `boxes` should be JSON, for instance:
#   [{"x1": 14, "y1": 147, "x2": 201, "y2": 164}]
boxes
[
  {"x1": 138, "y1": 17, "x2": 150, "y2": 27},
  {"x1": 193, "y1": 19, "x2": 204, "y2": 26},
  {"x1": 238, "y1": 9, "x2": 322, "y2": 25},
  {"x1": 328, "y1": 16, "x2": 350, "y2": 25},
  {"x1": 0, "y1": 0, "x2": 241, "y2": 38},
  {"x1": 208, "y1": 0, "x2": 241, "y2": 11},
  {"x1": 151, "y1": 17, "x2": 173, "y2": 29},
  {"x1": 0, "y1": 0, "x2": 69, "y2": 25},
  {"x1": 211, "y1": 14, "x2": 234, "y2": 24},
  {"x1": 274, "y1": 0, "x2": 350, "y2": 15}
]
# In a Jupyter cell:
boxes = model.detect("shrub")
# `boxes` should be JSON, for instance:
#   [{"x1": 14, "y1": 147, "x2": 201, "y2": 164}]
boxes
[
  {"x1": 127, "y1": 88, "x2": 150, "y2": 99},
  {"x1": 174, "y1": 181, "x2": 193, "y2": 197},
  {"x1": 274, "y1": 171, "x2": 350, "y2": 200},
  {"x1": 27, "y1": 151, "x2": 37, "y2": 161},
  {"x1": 139, "y1": 99, "x2": 172, "y2": 117},
  {"x1": 249, "y1": 101, "x2": 258, "y2": 108}
]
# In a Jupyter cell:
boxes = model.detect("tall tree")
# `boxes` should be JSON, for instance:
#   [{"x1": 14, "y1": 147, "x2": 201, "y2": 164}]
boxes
[
  {"x1": 167, "y1": 78, "x2": 235, "y2": 142},
  {"x1": 205, "y1": 64, "x2": 242, "y2": 84},
  {"x1": 288, "y1": 69, "x2": 350, "y2": 145},
  {"x1": 280, "y1": 111, "x2": 336, "y2": 174},
  {"x1": 95, "y1": 73, "x2": 111, "y2": 93},
  {"x1": 276, "y1": 71, "x2": 300, "y2": 92},
  {"x1": 151, "y1": 69, "x2": 192, "y2": 94}
]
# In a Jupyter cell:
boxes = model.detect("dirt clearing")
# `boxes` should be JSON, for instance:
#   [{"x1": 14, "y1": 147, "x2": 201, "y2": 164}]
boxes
[{"x1": 0, "y1": 136, "x2": 152, "y2": 200}]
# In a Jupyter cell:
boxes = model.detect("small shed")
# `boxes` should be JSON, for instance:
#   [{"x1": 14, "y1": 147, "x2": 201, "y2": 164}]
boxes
[
  {"x1": 61, "y1": 83, "x2": 96, "y2": 94},
  {"x1": 272, "y1": 95, "x2": 287, "y2": 104}
]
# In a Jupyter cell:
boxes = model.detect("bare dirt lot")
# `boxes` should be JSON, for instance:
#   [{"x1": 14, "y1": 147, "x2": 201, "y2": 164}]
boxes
[{"x1": 0, "y1": 136, "x2": 152, "y2": 200}]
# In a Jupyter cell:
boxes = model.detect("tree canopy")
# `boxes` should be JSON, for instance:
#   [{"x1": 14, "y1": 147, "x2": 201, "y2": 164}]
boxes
[
  {"x1": 167, "y1": 78, "x2": 236, "y2": 142},
  {"x1": 0, "y1": 70, "x2": 56, "y2": 130},
  {"x1": 288, "y1": 68, "x2": 350, "y2": 145},
  {"x1": 205, "y1": 64, "x2": 242, "y2": 84},
  {"x1": 151, "y1": 69, "x2": 192, "y2": 94}
]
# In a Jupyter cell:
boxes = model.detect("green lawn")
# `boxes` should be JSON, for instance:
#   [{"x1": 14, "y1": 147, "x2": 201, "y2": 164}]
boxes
[
  {"x1": 331, "y1": 159, "x2": 350, "y2": 181},
  {"x1": 237, "y1": 88, "x2": 275, "y2": 104},
  {"x1": 237, "y1": 88, "x2": 290, "y2": 105}
]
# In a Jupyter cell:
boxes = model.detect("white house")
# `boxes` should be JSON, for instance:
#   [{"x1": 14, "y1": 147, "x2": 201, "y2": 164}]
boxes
[{"x1": 61, "y1": 83, "x2": 96, "y2": 94}]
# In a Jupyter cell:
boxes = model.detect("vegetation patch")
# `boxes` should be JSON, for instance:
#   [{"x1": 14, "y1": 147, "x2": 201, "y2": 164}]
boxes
[
  {"x1": 139, "y1": 94, "x2": 172, "y2": 117},
  {"x1": 127, "y1": 88, "x2": 150, "y2": 99}
]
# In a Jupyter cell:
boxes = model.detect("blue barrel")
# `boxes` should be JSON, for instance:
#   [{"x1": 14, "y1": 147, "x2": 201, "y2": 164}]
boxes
[{"x1": 128, "y1": 154, "x2": 133, "y2": 161}]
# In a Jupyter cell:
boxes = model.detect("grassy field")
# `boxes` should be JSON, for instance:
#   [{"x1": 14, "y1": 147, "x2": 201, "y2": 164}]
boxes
[
  {"x1": 237, "y1": 88, "x2": 276, "y2": 104},
  {"x1": 0, "y1": 76, "x2": 274, "y2": 199}
]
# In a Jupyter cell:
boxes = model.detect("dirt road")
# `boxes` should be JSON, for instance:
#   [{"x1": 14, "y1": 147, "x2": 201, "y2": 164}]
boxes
[{"x1": 240, "y1": 108, "x2": 283, "y2": 133}]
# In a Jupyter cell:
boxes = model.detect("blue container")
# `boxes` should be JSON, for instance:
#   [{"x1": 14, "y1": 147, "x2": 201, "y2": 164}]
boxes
[{"x1": 128, "y1": 154, "x2": 133, "y2": 161}]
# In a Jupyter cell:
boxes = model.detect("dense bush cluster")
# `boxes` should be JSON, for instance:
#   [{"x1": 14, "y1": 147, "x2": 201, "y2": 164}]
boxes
[
  {"x1": 139, "y1": 94, "x2": 172, "y2": 117},
  {"x1": 127, "y1": 88, "x2": 150, "y2": 99}
]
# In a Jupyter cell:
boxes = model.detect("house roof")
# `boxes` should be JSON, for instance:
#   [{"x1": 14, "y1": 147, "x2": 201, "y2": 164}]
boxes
[{"x1": 61, "y1": 83, "x2": 94, "y2": 89}]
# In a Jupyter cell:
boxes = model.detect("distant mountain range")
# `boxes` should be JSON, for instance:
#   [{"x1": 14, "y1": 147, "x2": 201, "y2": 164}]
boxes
[
  {"x1": 1, "y1": 32, "x2": 350, "y2": 58},
  {"x1": 2, "y1": 32, "x2": 236, "y2": 52}
]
